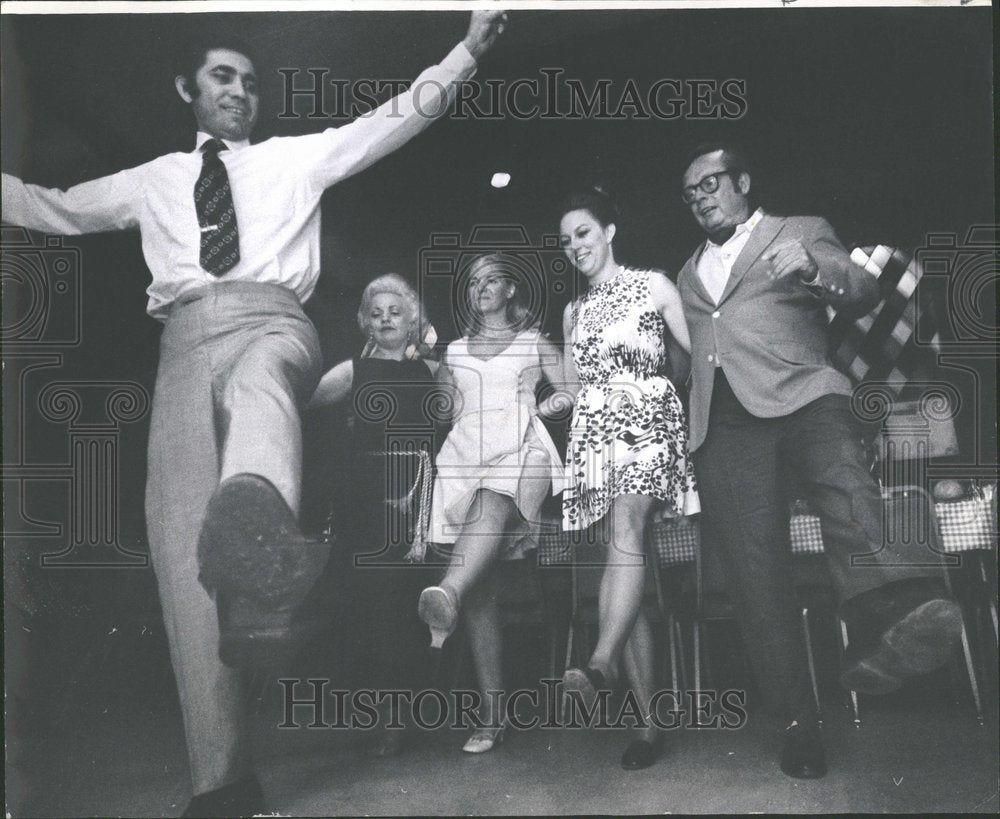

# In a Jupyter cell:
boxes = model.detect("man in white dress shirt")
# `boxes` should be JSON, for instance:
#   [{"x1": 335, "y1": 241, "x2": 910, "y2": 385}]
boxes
[{"x1": 2, "y1": 11, "x2": 506, "y2": 816}]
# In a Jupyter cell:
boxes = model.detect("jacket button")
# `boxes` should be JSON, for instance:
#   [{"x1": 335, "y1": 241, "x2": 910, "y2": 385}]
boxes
[
  {"x1": 707, "y1": 354, "x2": 714, "y2": 362},
  {"x1": 712, "y1": 311, "x2": 720, "y2": 318}
]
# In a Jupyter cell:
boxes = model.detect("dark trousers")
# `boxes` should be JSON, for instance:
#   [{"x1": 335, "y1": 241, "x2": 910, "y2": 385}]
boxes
[{"x1": 693, "y1": 371, "x2": 895, "y2": 723}]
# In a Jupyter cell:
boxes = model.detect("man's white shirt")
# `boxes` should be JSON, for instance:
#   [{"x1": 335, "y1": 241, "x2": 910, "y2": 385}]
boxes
[{"x1": 1, "y1": 43, "x2": 476, "y2": 320}]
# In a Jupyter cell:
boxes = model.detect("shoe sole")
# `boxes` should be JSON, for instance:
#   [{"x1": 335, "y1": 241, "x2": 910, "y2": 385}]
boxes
[
  {"x1": 462, "y1": 729, "x2": 504, "y2": 754},
  {"x1": 418, "y1": 587, "x2": 457, "y2": 649},
  {"x1": 839, "y1": 599, "x2": 963, "y2": 695},
  {"x1": 198, "y1": 475, "x2": 330, "y2": 604},
  {"x1": 562, "y1": 668, "x2": 599, "y2": 710}
]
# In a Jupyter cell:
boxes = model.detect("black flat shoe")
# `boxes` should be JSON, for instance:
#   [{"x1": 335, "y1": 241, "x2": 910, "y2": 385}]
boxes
[
  {"x1": 621, "y1": 736, "x2": 665, "y2": 770},
  {"x1": 562, "y1": 666, "x2": 614, "y2": 711},
  {"x1": 780, "y1": 724, "x2": 827, "y2": 780},
  {"x1": 182, "y1": 775, "x2": 263, "y2": 818}
]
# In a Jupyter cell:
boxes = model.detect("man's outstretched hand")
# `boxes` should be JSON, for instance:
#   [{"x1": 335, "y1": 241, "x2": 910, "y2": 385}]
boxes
[{"x1": 463, "y1": 10, "x2": 508, "y2": 61}]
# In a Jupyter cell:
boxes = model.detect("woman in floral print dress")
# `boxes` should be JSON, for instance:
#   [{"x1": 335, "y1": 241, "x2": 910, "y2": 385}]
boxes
[{"x1": 559, "y1": 188, "x2": 699, "y2": 770}]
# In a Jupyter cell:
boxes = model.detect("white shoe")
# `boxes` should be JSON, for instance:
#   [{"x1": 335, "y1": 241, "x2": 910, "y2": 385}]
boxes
[{"x1": 462, "y1": 725, "x2": 505, "y2": 754}]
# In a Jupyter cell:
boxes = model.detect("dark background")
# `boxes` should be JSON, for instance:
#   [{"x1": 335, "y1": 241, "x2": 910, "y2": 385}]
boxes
[{"x1": 1, "y1": 4, "x2": 995, "y2": 762}]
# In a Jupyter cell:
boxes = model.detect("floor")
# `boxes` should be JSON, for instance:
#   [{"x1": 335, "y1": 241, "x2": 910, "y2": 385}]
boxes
[{"x1": 9, "y1": 610, "x2": 999, "y2": 817}]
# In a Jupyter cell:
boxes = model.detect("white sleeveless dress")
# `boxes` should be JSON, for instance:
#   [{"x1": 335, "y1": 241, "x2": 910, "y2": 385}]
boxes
[{"x1": 429, "y1": 329, "x2": 563, "y2": 556}]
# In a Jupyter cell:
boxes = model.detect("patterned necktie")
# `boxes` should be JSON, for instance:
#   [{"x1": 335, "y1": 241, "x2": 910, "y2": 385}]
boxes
[{"x1": 194, "y1": 138, "x2": 240, "y2": 276}]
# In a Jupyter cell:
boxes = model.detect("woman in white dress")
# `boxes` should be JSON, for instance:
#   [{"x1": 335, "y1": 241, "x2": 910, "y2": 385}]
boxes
[{"x1": 418, "y1": 253, "x2": 566, "y2": 753}]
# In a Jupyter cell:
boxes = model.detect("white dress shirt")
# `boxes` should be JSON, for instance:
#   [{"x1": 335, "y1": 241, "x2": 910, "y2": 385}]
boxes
[
  {"x1": 695, "y1": 207, "x2": 764, "y2": 305},
  {"x1": 2, "y1": 43, "x2": 476, "y2": 320}
]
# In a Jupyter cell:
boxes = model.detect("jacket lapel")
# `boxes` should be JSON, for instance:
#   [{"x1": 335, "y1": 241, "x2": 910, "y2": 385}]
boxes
[
  {"x1": 717, "y1": 212, "x2": 786, "y2": 305},
  {"x1": 680, "y1": 243, "x2": 715, "y2": 307}
]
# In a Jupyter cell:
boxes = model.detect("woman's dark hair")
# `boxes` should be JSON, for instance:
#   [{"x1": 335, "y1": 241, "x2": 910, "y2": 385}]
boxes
[{"x1": 558, "y1": 185, "x2": 621, "y2": 228}]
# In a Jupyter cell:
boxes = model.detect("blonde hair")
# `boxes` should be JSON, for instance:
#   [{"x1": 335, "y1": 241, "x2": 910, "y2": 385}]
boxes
[
  {"x1": 357, "y1": 273, "x2": 435, "y2": 359},
  {"x1": 459, "y1": 253, "x2": 539, "y2": 338}
]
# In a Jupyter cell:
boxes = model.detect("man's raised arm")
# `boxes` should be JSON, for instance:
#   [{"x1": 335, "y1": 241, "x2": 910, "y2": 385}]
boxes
[{"x1": 305, "y1": 10, "x2": 508, "y2": 190}]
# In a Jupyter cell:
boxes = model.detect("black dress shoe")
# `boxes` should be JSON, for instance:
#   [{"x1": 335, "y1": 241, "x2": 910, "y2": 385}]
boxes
[
  {"x1": 198, "y1": 474, "x2": 330, "y2": 604},
  {"x1": 839, "y1": 583, "x2": 962, "y2": 695},
  {"x1": 780, "y1": 724, "x2": 827, "y2": 779},
  {"x1": 621, "y1": 735, "x2": 665, "y2": 770},
  {"x1": 198, "y1": 474, "x2": 332, "y2": 669},
  {"x1": 182, "y1": 775, "x2": 263, "y2": 818}
]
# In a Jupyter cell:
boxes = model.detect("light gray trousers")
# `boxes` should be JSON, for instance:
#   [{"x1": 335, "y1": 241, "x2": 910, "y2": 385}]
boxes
[{"x1": 144, "y1": 282, "x2": 321, "y2": 794}]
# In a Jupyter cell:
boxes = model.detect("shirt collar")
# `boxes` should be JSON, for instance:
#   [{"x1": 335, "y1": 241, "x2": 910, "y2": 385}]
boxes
[
  {"x1": 706, "y1": 207, "x2": 764, "y2": 249},
  {"x1": 195, "y1": 131, "x2": 250, "y2": 152}
]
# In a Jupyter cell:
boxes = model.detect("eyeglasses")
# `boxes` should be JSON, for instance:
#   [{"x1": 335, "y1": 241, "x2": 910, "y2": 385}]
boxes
[{"x1": 681, "y1": 170, "x2": 737, "y2": 204}]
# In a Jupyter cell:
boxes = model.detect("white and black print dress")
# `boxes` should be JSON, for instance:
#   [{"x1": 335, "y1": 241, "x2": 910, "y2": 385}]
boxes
[{"x1": 563, "y1": 267, "x2": 700, "y2": 531}]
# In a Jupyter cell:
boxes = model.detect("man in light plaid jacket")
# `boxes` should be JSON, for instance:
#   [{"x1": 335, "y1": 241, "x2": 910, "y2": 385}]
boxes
[{"x1": 677, "y1": 141, "x2": 962, "y2": 780}]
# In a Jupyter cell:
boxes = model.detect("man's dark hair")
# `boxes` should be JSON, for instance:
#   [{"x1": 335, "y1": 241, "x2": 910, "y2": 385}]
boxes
[
  {"x1": 558, "y1": 185, "x2": 621, "y2": 229},
  {"x1": 176, "y1": 35, "x2": 260, "y2": 98},
  {"x1": 683, "y1": 141, "x2": 752, "y2": 179}
]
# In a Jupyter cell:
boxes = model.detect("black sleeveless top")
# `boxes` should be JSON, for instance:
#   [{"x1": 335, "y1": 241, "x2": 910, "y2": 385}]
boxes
[
  {"x1": 334, "y1": 357, "x2": 441, "y2": 555},
  {"x1": 349, "y1": 357, "x2": 439, "y2": 455}
]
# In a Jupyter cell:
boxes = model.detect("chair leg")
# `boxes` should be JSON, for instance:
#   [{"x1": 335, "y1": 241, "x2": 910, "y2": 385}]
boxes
[
  {"x1": 564, "y1": 620, "x2": 575, "y2": 672},
  {"x1": 800, "y1": 606, "x2": 822, "y2": 725},
  {"x1": 978, "y1": 555, "x2": 999, "y2": 647},
  {"x1": 957, "y1": 618, "x2": 985, "y2": 725},
  {"x1": 548, "y1": 626, "x2": 558, "y2": 682},
  {"x1": 674, "y1": 618, "x2": 688, "y2": 691},
  {"x1": 668, "y1": 613, "x2": 679, "y2": 693},
  {"x1": 838, "y1": 617, "x2": 861, "y2": 727},
  {"x1": 988, "y1": 599, "x2": 999, "y2": 650},
  {"x1": 692, "y1": 620, "x2": 704, "y2": 725},
  {"x1": 561, "y1": 620, "x2": 576, "y2": 723}
]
